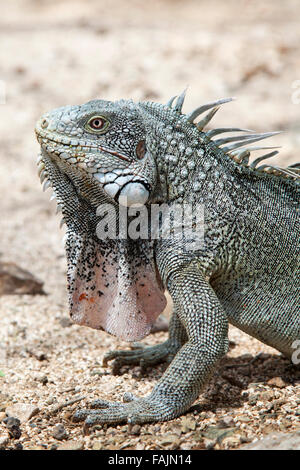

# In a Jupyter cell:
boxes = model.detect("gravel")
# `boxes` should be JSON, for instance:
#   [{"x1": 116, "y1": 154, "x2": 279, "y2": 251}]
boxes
[{"x1": 0, "y1": 0, "x2": 299, "y2": 451}]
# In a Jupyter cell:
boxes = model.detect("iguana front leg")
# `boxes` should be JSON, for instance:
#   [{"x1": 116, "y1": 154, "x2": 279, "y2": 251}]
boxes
[
  {"x1": 102, "y1": 311, "x2": 187, "y2": 374},
  {"x1": 73, "y1": 263, "x2": 229, "y2": 425}
]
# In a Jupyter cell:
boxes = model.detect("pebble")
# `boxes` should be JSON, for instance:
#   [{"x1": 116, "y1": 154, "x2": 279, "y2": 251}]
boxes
[
  {"x1": 238, "y1": 416, "x2": 251, "y2": 423},
  {"x1": 260, "y1": 391, "x2": 275, "y2": 401},
  {"x1": 57, "y1": 441, "x2": 84, "y2": 450},
  {"x1": 38, "y1": 375, "x2": 48, "y2": 385},
  {"x1": 14, "y1": 442, "x2": 24, "y2": 450},
  {"x1": 159, "y1": 434, "x2": 180, "y2": 449},
  {"x1": 92, "y1": 441, "x2": 103, "y2": 450},
  {"x1": 220, "y1": 416, "x2": 235, "y2": 427},
  {"x1": 181, "y1": 417, "x2": 197, "y2": 433},
  {"x1": 241, "y1": 430, "x2": 300, "y2": 450},
  {"x1": 0, "y1": 262, "x2": 45, "y2": 295},
  {"x1": 204, "y1": 438, "x2": 217, "y2": 450},
  {"x1": 202, "y1": 426, "x2": 236, "y2": 443},
  {"x1": 5, "y1": 404, "x2": 40, "y2": 422},
  {"x1": 223, "y1": 435, "x2": 242, "y2": 448},
  {"x1": 129, "y1": 424, "x2": 141, "y2": 436},
  {"x1": 52, "y1": 424, "x2": 68, "y2": 440},
  {"x1": 267, "y1": 377, "x2": 287, "y2": 388},
  {"x1": 0, "y1": 393, "x2": 10, "y2": 403},
  {"x1": 3, "y1": 416, "x2": 22, "y2": 439},
  {"x1": 0, "y1": 432, "x2": 10, "y2": 449},
  {"x1": 46, "y1": 397, "x2": 56, "y2": 405}
]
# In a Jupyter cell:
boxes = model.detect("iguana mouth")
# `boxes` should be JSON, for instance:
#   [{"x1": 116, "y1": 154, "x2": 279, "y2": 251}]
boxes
[{"x1": 36, "y1": 129, "x2": 131, "y2": 162}]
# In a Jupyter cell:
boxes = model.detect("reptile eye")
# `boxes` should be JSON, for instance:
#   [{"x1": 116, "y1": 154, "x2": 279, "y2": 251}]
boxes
[
  {"x1": 136, "y1": 140, "x2": 146, "y2": 160},
  {"x1": 86, "y1": 116, "x2": 110, "y2": 133},
  {"x1": 90, "y1": 118, "x2": 104, "y2": 129}
]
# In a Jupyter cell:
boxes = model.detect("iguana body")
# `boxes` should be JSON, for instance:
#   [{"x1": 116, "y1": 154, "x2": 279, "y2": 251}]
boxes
[{"x1": 35, "y1": 92, "x2": 300, "y2": 425}]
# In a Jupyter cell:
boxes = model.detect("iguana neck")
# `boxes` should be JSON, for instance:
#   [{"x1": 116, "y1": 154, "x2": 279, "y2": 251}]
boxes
[{"x1": 148, "y1": 125, "x2": 247, "y2": 206}]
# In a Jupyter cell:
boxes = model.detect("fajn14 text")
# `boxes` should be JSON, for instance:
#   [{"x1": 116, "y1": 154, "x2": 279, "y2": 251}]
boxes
[{"x1": 108, "y1": 454, "x2": 192, "y2": 467}]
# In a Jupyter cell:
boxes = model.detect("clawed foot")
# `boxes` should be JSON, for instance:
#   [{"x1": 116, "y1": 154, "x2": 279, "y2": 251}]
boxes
[
  {"x1": 73, "y1": 395, "x2": 170, "y2": 426},
  {"x1": 102, "y1": 340, "x2": 177, "y2": 374},
  {"x1": 72, "y1": 341, "x2": 181, "y2": 426}
]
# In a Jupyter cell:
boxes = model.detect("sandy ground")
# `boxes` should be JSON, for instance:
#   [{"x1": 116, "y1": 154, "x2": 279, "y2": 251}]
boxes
[{"x1": 0, "y1": 0, "x2": 299, "y2": 450}]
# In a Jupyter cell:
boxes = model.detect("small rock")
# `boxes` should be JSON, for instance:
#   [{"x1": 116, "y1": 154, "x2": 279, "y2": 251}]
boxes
[
  {"x1": 46, "y1": 397, "x2": 56, "y2": 405},
  {"x1": 6, "y1": 404, "x2": 40, "y2": 422},
  {"x1": 160, "y1": 434, "x2": 180, "y2": 449},
  {"x1": 0, "y1": 262, "x2": 45, "y2": 295},
  {"x1": 129, "y1": 424, "x2": 141, "y2": 436},
  {"x1": 223, "y1": 435, "x2": 242, "y2": 448},
  {"x1": 0, "y1": 412, "x2": 6, "y2": 422},
  {"x1": 220, "y1": 416, "x2": 235, "y2": 427},
  {"x1": 52, "y1": 424, "x2": 68, "y2": 441},
  {"x1": 260, "y1": 391, "x2": 275, "y2": 401},
  {"x1": 241, "y1": 430, "x2": 300, "y2": 450},
  {"x1": 3, "y1": 417, "x2": 21, "y2": 439},
  {"x1": 267, "y1": 377, "x2": 287, "y2": 388},
  {"x1": 27, "y1": 349, "x2": 48, "y2": 361},
  {"x1": 39, "y1": 375, "x2": 48, "y2": 385},
  {"x1": 240, "y1": 435, "x2": 253, "y2": 444},
  {"x1": 237, "y1": 416, "x2": 251, "y2": 423},
  {"x1": 63, "y1": 411, "x2": 73, "y2": 421},
  {"x1": 181, "y1": 417, "x2": 197, "y2": 433},
  {"x1": 14, "y1": 442, "x2": 23, "y2": 450},
  {"x1": 0, "y1": 393, "x2": 10, "y2": 403},
  {"x1": 202, "y1": 426, "x2": 236, "y2": 444},
  {"x1": 272, "y1": 398, "x2": 287, "y2": 411},
  {"x1": 92, "y1": 441, "x2": 103, "y2": 450},
  {"x1": 57, "y1": 441, "x2": 84, "y2": 450},
  {"x1": 0, "y1": 432, "x2": 10, "y2": 449},
  {"x1": 135, "y1": 443, "x2": 145, "y2": 450},
  {"x1": 204, "y1": 438, "x2": 217, "y2": 450}
]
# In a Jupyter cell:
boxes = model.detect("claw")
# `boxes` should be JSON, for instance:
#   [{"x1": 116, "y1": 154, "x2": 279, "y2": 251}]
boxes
[
  {"x1": 102, "y1": 351, "x2": 116, "y2": 367},
  {"x1": 123, "y1": 392, "x2": 137, "y2": 403},
  {"x1": 73, "y1": 409, "x2": 90, "y2": 422},
  {"x1": 91, "y1": 399, "x2": 112, "y2": 409}
]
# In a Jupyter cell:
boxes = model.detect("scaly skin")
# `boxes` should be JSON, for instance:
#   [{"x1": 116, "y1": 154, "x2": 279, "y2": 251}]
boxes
[{"x1": 35, "y1": 93, "x2": 300, "y2": 425}]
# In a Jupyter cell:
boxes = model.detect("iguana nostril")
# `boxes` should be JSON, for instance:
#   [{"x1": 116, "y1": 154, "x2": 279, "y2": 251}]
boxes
[{"x1": 41, "y1": 118, "x2": 49, "y2": 129}]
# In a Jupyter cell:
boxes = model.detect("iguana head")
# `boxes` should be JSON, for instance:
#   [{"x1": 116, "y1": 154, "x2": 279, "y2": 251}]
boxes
[{"x1": 35, "y1": 99, "x2": 160, "y2": 209}]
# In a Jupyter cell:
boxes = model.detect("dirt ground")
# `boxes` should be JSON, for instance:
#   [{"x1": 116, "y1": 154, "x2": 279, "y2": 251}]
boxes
[{"x1": 0, "y1": 0, "x2": 299, "y2": 450}]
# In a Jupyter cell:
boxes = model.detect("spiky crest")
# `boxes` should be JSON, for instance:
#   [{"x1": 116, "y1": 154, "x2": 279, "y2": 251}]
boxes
[{"x1": 165, "y1": 90, "x2": 300, "y2": 182}]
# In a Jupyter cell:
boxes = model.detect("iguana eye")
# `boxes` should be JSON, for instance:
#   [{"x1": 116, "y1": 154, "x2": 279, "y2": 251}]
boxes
[
  {"x1": 86, "y1": 116, "x2": 110, "y2": 133},
  {"x1": 136, "y1": 140, "x2": 146, "y2": 159}
]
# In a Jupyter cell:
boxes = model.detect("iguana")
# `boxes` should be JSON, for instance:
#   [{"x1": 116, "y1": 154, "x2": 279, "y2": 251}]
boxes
[{"x1": 35, "y1": 91, "x2": 300, "y2": 426}]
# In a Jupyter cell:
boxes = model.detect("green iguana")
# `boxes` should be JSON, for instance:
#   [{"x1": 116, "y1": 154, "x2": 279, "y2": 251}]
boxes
[{"x1": 35, "y1": 91, "x2": 300, "y2": 426}]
